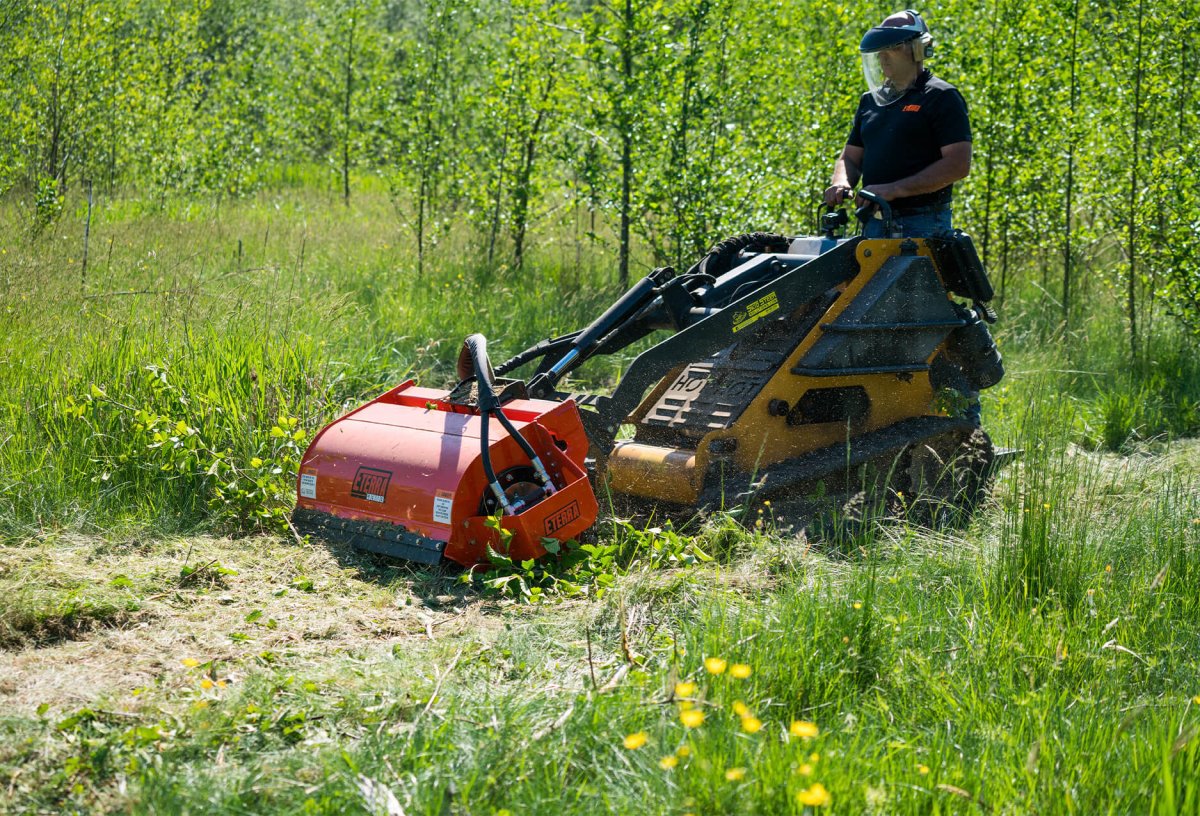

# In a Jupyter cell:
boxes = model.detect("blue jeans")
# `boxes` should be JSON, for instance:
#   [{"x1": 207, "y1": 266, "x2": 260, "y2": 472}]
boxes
[{"x1": 862, "y1": 208, "x2": 952, "y2": 238}]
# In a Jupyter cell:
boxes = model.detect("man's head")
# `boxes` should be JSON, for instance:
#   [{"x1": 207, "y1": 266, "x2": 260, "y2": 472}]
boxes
[{"x1": 860, "y1": 10, "x2": 933, "y2": 106}]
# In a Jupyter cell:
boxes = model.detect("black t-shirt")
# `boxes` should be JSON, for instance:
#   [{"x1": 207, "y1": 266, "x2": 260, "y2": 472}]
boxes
[{"x1": 847, "y1": 70, "x2": 971, "y2": 210}]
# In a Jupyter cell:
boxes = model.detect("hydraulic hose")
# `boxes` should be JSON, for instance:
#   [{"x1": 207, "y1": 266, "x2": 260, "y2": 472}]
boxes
[
  {"x1": 458, "y1": 333, "x2": 556, "y2": 514},
  {"x1": 493, "y1": 330, "x2": 582, "y2": 377},
  {"x1": 684, "y1": 232, "x2": 791, "y2": 279}
]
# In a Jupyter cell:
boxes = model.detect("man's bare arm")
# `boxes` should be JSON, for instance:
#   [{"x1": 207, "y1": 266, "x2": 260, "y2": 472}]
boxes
[
  {"x1": 824, "y1": 145, "x2": 865, "y2": 206},
  {"x1": 861, "y1": 141, "x2": 971, "y2": 202}
]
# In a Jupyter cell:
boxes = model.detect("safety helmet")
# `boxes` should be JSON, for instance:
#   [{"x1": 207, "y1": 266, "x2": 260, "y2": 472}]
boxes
[
  {"x1": 859, "y1": 9, "x2": 933, "y2": 57},
  {"x1": 859, "y1": 10, "x2": 934, "y2": 106}
]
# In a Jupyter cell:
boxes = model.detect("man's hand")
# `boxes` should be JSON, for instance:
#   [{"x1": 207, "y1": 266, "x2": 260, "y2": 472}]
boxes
[
  {"x1": 827, "y1": 146, "x2": 863, "y2": 208},
  {"x1": 858, "y1": 182, "x2": 899, "y2": 204},
  {"x1": 823, "y1": 185, "x2": 854, "y2": 207}
]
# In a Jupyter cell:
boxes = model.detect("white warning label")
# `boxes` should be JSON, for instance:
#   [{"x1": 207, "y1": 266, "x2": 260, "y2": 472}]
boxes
[
  {"x1": 299, "y1": 473, "x2": 317, "y2": 499},
  {"x1": 433, "y1": 492, "x2": 454, "y2": 524}
]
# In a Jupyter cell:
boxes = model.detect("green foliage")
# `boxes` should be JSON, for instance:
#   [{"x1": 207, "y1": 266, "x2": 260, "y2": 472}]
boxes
[
  {"x1": 473, "y1": 519, "x2": 716, "y2": 604},
  {"x1": 1, "y1": 0, "x2": 1195, "y2": 339}
]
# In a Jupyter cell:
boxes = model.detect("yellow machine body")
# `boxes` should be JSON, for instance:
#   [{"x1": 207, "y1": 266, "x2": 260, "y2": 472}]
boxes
[{"x1": 607, "y1": 238, "x2": 975, "y2": 505}]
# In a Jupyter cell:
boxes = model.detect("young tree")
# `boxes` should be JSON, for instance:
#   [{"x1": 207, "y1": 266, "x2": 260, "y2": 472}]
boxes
[
  {"x1": 0, "y1": 0, "x2": 123, "y2": 220},
  {"x1": 469, "y1": 0, "x2": 568, "y2": 271},
  {"x1": 384, "y1": 0, "x2": 486, "y2": 274},
  {"x1": 577, "y1": 0, "x2": 660, "y2": 287}
]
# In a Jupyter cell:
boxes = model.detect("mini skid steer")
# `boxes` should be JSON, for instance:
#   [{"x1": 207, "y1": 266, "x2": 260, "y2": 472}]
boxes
[{"x1": 293, "y1": 194, "x2": 1005, "y2": 567}]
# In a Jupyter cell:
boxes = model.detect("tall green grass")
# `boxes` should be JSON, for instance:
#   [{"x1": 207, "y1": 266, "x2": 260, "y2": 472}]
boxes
[
  {"x1": 0, "y1": 189, "x2": 632, "y2": 537},
  {"x1": 3, "y1": 188, "x2": 1196, "y2": 540},
  {"x1": 989, "y1": 277, "x2": 1200, "y2": 450},
  {"x1": 2, "y1": 187, "x2": 1198, "y2": 814},
  {"x1": 34, "y1": 454, "x2": 1195, "y2": 814}
]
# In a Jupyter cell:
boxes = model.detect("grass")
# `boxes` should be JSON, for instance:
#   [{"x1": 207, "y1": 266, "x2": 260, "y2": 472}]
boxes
[{"x1": 1, "y1": 187, "x2": 1199, "y2": 814}]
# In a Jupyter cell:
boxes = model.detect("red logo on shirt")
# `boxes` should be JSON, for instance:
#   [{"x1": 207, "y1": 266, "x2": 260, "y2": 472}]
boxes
[{"x1": 902, "y1": 104, "x2": 921, "y2": 112}]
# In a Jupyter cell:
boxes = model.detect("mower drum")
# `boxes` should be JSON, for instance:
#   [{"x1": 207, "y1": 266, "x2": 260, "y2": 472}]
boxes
[{"x1": 293, "y1": 380, "x2": 598, "y2": 567}]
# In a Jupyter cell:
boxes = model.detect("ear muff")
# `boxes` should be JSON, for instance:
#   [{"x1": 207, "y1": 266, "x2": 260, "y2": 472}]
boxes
[
  {"x1": 914, "y1": 33, "x2": 933, "y2": 60},
  {"x1": 901, "y1": 9, "x2": 934, "y2": 61}
]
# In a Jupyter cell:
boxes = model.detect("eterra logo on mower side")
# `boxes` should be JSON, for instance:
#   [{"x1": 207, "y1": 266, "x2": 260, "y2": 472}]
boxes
[
  {"x1": 544, "y1": 500, "x2": 581, "y2": 535},
  {"x1": 350, "y1": 466, "x2": 392, "y2": 503}
]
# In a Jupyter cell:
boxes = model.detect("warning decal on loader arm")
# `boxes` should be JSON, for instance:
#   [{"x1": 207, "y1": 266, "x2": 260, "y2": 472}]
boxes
[{"x1": 731, "y1": 291, "x2": 779, "y2": 333}]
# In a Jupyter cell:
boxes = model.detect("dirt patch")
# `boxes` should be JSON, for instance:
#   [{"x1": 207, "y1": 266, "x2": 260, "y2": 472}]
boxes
[{"x1": 0, "y1": 534, "x2": 502, "y2": 718}]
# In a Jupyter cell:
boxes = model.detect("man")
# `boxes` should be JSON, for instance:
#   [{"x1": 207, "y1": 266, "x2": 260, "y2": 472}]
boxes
[{"x1": 824, "y1": 10, "x2": 971, "y2": 238}]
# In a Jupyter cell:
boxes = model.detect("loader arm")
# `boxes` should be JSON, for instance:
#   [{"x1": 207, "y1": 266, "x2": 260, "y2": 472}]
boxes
[{"x1": 580, "y1": 238, "x2": 863, "y2": 459}]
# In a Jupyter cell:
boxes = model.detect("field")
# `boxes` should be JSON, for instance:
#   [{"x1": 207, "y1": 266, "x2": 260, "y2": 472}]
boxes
[{"x1": 2, "y1": 188, "x2": 1199, "y2": 815}]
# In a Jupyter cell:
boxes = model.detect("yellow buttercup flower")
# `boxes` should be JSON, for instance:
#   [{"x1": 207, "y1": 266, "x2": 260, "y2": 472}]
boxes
[
  {"x1": 659, "y1": 755, "x2": 679, "y2": 770},
  {"x1": 790, "y1": 720, "x2": 820, "y2": 739},
  {"x1": 680, "y1": 708, "x2": 706, "y2": 728},
  {"x1": 797, "y1": 763, "x2": 813, "y2": 776},
  {"x1": 725, "y1": 767, "x2": 746, "y2": 782},
  {"x1": 730, "y1": 663, "x2": 752, "y2": 679},
  {"x1": 918, "y1": 764, "x2": 930, "y2": 775},
  {"x1": 623, "y1": 732, "x2": 649, "y2": 750},
  {"x1": 1193, "y1": 695, "x2": 1200, "y2": 705},
  {"x1": 809, "y1": 753, "x2": 820, "y2": 763},
  {"x1": 704, "y1": 657, "x2": 727, "y2": 674},
  {"x1": 741, "y1": 716, "x2": 763, "y2": 734},
  {"x1": 797, "y1": 783, "x2": 830, "y2": 807},
  {"x1": 732, "y1": 700, "x2": 750, "y2": 717},
  {"x1": 181, "y1": 658, "x2": 200, "y2": 667},
  {"x1": 675, "y1": 681, "x2": 698, "y2": 697},
  {"x1": 200, "y1": 678, "x2": 214, "y2": 689},
  {"x1": 676, "y1": 745, "x2": 691, "y2": 758},
  {"x1": 853, "y1": 602, "x2": 863, "y2": 610}
]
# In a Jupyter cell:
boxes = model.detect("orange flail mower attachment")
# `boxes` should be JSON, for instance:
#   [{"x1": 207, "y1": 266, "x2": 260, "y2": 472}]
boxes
[{"x1": 293, "y1": 380, "x2": 598, "y2": 567}]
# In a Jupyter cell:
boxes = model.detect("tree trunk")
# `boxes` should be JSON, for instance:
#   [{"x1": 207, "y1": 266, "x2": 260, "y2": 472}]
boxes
[
  {"x1": 617, "y1": 0, "x2": 635, "y2": 289},
  {"x1": 511, "y1": 74, "x2": 554, "y2": 271},
  {"x1": 342, "y1": 0, "x2": 358, "y2": 205},
  {"x1": 1127, "y1": 0, "x2": 1145, "y2": 362},
  {"x1": 487, "y1": 113, "x2": 511, "y2": 268},
  {"x1": 1062, "y1": 0, "x2": 1079, "y2": 325},
  {"x1": 417, "y1": 171, "x2": 427, "y2": 276}
]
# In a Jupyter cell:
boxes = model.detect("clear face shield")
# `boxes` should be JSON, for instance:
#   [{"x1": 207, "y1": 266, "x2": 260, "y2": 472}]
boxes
[{"x1": 861, "y1": 42, "x2": 918, "y2": 107}]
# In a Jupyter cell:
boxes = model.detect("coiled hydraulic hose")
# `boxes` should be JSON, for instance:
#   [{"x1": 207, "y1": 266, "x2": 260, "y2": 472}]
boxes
[
  {"x1": 457, "y1": 334, "x2": 556, "y2": 514},
  {"x1": 684, "y1": 232, "x2": 791, "y2": 279}
]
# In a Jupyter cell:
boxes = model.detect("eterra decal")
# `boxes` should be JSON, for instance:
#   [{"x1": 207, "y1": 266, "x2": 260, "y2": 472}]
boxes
[
  {"x1": 350, "y1": 466, "x2": 392, "y2": 503},
  {"x1": 544, "y1": 500, "x2": 581, "y2": 535}
]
